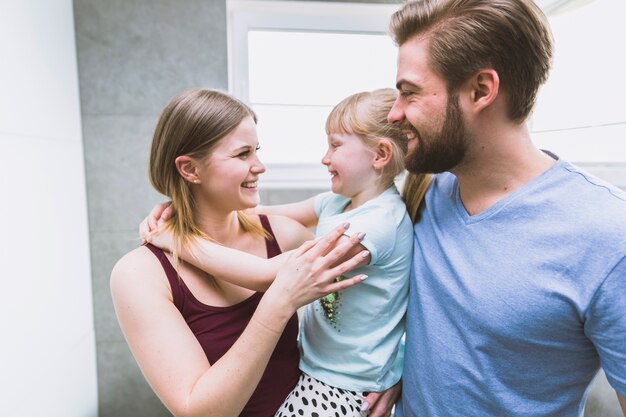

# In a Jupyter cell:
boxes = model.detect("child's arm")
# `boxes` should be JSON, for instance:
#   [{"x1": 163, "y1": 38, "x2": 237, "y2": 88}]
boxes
[
  {"x1": 140, "y1": 197, "x2": 319, "y2": 238},
  {"x1": 149, "y1": 229, "x2": 291, "y2": 292},
  {"x1": 254, "y1": 197, "x2": 318, "y2": 229}
]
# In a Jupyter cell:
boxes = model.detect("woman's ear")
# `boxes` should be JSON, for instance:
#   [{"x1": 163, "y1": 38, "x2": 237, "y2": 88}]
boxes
[
  {"x1": 373, "y1": 139, "x2": 393, "y2": 170},
  {"x1": 175, "y1": 155, "x2": 200, "y2": 184}
]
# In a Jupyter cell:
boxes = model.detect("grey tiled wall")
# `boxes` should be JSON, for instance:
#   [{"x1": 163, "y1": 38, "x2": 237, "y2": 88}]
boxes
[
  {"x1": 74, "y1": 0, "x2": 229, "y2": 415},
  {"x1": 73, "y1": 1, "x2": 625, "y2": 416}
]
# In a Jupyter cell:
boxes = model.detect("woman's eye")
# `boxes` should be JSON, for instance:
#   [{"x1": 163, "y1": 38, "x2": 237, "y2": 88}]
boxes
[
  {"x1": 255, "y1": 145, "x2": 261, "y2": 151},
  {"x1": 237, "y1": 150, "x2": 250, "y2": 158}
]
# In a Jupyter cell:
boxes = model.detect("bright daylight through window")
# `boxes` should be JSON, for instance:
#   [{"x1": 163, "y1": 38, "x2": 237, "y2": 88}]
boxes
[{"x1": 228, "y1": 0, "x2": 626, "y2": 188}]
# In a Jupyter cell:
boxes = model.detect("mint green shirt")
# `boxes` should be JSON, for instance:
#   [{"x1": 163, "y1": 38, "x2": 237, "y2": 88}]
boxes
[{"x1": 299, "y1": 186, "x2": 412, "y2": 391}]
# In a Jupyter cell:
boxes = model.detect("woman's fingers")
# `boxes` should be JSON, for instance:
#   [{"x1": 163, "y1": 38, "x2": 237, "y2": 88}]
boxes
[
  {"x1": 325, "y1": 250, "x2": 370, "y2": 288},
  {"x1": 319, "y1": 231, "x2": 366, "y2": 268},
  {"x1": 291, "y1": 238, "x2": 319, "y2": 258},
  {"x1": 327, "y1": 273, "x2": 368, "y2": 294},
  {"x1": 301, "y1": 223, "x2": 350, "y2": 258}
]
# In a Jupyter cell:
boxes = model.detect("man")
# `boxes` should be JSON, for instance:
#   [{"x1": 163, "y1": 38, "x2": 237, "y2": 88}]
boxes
[{"x1": 387, "y1": 0, "x2": 626, "y2": 416}]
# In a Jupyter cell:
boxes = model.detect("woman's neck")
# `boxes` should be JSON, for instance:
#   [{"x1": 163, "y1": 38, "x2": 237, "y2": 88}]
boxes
[{"x1": 195, "y1": 209, "x2": 243, "y2": 247}]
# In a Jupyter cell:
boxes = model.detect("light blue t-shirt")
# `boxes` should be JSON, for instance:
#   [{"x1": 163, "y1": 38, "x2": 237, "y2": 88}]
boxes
[
  {"x1": 299, "y1": 186, "x2": 413, "y2": 392},
  {"x1": 399, "y1": 158, "x2": 626, "y2": 417}
]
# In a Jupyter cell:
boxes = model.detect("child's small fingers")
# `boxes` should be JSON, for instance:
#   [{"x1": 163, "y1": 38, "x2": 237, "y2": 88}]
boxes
[{"x1": 161, "y1": 203, "x2": 173, "y2": 220}]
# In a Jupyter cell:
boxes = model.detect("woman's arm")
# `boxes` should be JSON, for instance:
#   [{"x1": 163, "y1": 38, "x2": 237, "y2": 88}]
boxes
[{"x1": 111, "y1": 224, "x2": 369, "y2": 417}]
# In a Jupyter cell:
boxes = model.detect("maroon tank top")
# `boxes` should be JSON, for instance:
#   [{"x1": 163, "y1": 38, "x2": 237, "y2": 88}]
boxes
[{"x1": 145, "y1": 215, "x2": 300, "y2": 416}]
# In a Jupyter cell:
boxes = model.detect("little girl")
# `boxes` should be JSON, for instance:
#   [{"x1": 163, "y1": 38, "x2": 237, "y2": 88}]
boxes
[{"x1": 144, "y1": 88, "x2": 430, "y2": 415}]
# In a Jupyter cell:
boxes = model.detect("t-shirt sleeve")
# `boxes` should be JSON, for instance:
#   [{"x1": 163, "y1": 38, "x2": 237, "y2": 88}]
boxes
[
  {"x1": 314, "y1": 191, "x2": 336, "y2": 218},
  {"x1": 585, "y1": 252, "x2": 626, "y2": 396},
  {"x1": 343, "y1": 207, "x2": 398, "y2": 266}
]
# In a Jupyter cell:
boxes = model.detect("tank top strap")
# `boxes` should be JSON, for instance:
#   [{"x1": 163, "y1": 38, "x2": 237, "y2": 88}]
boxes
[
  {"x1": 144, "y1": 243, "x2": 185, "y2": 309},
  {"x1": 258, "y1": 214, "x2": 282, "y2": 258}
]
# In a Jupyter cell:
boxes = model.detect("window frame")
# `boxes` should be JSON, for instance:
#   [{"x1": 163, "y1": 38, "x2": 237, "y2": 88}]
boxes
[{"x1": 227, "y1": 0, "x2": 400, "y2": 189}]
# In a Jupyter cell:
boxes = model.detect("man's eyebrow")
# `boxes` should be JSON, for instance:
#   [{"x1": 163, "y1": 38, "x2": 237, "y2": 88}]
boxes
[{"x1": 396, "y1": 80, "x2": 420, "y2": 91}]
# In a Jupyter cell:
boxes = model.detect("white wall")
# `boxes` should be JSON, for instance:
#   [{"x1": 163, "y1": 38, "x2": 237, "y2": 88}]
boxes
[{"x1": 0, "y1": 1, "x2": 98, "y2": 416}]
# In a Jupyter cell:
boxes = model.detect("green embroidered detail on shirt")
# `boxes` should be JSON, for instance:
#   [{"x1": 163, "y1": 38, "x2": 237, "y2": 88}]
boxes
[{"x1": 319, "y1": 275, "x2": 345, "y2": 330}]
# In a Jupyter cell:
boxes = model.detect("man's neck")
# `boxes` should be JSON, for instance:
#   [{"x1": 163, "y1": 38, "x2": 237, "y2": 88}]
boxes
[{"x1": 451, "y1": 126, "x2": 556, "y2": 216}]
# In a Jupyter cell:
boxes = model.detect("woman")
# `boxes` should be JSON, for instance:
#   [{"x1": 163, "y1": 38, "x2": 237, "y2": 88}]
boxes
[{"x1": 110, "y1": 88, "x2": 368, "y2": 417}]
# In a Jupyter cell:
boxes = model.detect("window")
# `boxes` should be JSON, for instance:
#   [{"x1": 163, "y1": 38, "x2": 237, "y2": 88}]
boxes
[
  {"x1": 530, "y1": 0, "x2": 626, "y2": 163},
  {"x1": 227, "y1": 0, "x2": 400, "y2": 188},
  {"x1": 228, "y1": 0, "x2": 626, "y2": 188}
]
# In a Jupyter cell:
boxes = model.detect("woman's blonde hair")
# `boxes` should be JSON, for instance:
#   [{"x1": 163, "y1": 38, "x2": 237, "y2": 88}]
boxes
[
  {"x1": 149, "y1": 88, "x2": 267, "y2": 257},
  {"x1": 325, "y1": 88, "x2": 431, "y2": 221}
]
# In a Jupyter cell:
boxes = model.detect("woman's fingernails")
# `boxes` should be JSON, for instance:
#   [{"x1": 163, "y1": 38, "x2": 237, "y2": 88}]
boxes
[
  {"x1": 361, "y1": 250, "x2": 370, "y2": 258},
  {"x1": 361, "y1": 401, "x2": 370, "y2": 411},
  {"x1": 360, "y1": 274, "x2": 369, "y2": 281},
  {"x1": 356, "y1": 232, "x2": 366, "y2": 240},
  {"x1": 343, "y1": 222, "x2": 350, "y2": 230}
]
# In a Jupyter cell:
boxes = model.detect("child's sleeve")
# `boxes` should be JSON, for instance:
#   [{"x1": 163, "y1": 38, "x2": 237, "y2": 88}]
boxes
[{"x1": 342, "y1": 207, "x2": 398, "y2": 265}]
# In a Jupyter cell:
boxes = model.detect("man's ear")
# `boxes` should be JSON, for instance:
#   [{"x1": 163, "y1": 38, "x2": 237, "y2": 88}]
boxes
[
  {"x1": 175, "y1": 155, "x2": 200, "y2": 184},
  {"x1": 373, "y1": 139, "x2": 394, "y2": 170},
  {"x1": 467, "y1": 68, "x2": 500, "y2": 113}
]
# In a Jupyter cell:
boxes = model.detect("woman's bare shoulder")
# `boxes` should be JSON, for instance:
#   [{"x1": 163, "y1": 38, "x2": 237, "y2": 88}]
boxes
[
  {"x1": 265, "y1": 214, "x2": 314, "y2": 251},
  {"x1": 110, "y1": 246, "x2": 170, "y2": 295}
]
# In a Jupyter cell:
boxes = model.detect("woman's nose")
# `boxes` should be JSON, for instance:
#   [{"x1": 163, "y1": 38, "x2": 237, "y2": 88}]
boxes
[{"x1": 251, "y1": 156, "x2": 265, "y2": 174}]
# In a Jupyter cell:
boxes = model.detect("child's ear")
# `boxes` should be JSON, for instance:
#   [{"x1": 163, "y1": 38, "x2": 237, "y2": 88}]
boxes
[
  {"x1": 373, "y1": 139, "x2": 393, "y2": 170},
  {"x1": 175, "y1": 155, "x2": 200, "y2": 184}
]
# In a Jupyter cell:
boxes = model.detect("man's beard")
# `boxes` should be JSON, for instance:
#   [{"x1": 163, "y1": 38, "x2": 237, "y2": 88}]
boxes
[{"x1": 405, "y1": 94, "x2": 469, "y2": 174}]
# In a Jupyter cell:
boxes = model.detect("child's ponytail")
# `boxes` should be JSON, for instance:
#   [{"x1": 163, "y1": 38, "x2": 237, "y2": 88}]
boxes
[{"x1": 402, "y1": 173, "x2": 432, "y2": 223}]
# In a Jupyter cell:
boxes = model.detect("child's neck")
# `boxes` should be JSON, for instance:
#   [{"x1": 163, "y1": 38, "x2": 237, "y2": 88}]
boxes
[{"x1": 343, "y1": 181, "x2": 392, "y2": 212}]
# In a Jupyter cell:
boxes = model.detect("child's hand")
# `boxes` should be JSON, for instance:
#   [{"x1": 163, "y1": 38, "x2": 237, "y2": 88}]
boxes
[
  {"x1": 149, "y1": 228, "x2": 175, "y2": 253},
  {"x1": 139, "y1": 201, "x2": 173, "y2": 243}
]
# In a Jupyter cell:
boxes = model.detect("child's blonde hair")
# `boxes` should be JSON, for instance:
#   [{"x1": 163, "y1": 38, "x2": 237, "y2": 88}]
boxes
[
  {"x1": 325, "y1": 88, "x2": 406, "y2": 188},
  {"x1": 325, "y1": 88, "x2": 431, "y2": 222}
]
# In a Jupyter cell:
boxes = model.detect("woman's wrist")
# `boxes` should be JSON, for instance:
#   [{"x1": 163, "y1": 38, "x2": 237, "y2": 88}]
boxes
[{"x1": 254, "y1": 290, "x2": 297, "y2": 334}]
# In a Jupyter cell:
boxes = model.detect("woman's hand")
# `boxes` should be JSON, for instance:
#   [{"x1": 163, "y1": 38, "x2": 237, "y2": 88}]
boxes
[{"x1": 263, "y1": 223, "x2": 369, "y2": 315}]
